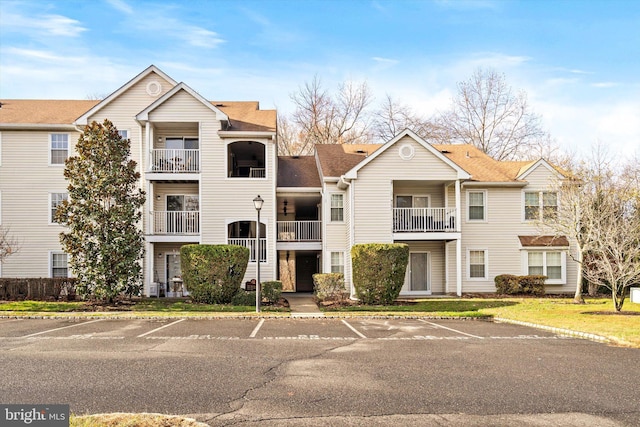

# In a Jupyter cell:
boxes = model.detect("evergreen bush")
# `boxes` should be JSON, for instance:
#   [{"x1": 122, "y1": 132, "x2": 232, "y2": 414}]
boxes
[{"x1": 351, "y1": 243, "x2": 409, "y2": 304}]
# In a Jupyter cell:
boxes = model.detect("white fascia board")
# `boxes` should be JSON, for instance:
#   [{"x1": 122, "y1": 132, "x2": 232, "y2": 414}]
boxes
[
  {"x1": 343, "y1": 129, "x2": 471, "y2": 180},
  {"x1": 75, "y1": 65, "x2": 177, "y2": 126},
  {"x1": 0, "y1": 124, "x2": 77, "y2": 131},
  {"x1": 276, "y1": 187, "x2": 322, "y2": 193},
  {"x1": 463, "y1": 181, "x2": 528, "y2": 188},
  {"x1": 517, "y1": 158, "x2": 565, "y2": 180},
  {"x1": 218, "y1": 131, "x2": 275, "y2": 139},
  {"x1": 136, "y1": 83, "x2": 229, "y2": 122}
]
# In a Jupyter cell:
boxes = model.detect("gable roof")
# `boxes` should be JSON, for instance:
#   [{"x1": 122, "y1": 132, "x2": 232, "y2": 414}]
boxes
[
  {"x1": 214, "y1": 101, "x2": 276, "y2": 132},
  {"x1": 315, "y1": 144, "x2": 374, "y2": 178},
  {"x1": 515, "y1": 158, "x2": 567, "y2": 180},
  {"x1": 136, "y1": 82, "x2": 228, "y2": 122},
  {"x1": 434, "y1": 144, "x2": 531, "y2": 182},
  {"x1": 0, "y1": 100, "x2": 99, "y2": 126},
  {"x1": 343, "y1": 129, "x2": 471, "y2": 180},
  {"x1": 75, "y1": 65, "x2": 177, "y2": 125},
  {"x1": 278, "y1": 156, "x2": 321, "y2": 187}
]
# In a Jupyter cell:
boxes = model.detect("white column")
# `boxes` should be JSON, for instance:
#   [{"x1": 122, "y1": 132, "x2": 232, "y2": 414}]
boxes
[
  {"x1": 455, "y1": 179, "x2": 461, "y2": 232},
  {"x1": 146, "y1": 241, "x2": 154, "y2": 296},
  {"x1": 456, "y1": 238, "x2": 462, "y2": 296}
]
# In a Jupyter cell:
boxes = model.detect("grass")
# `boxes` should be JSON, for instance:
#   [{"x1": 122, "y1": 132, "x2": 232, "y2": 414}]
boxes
[{"x1": 324, "y1": 296, "x2": 640, "y2": 347}]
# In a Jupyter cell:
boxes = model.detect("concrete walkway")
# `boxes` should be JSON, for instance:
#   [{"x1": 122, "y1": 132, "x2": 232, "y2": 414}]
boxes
[{"x1": 284, "y1": 293, "x2": 324, "y2": 317}]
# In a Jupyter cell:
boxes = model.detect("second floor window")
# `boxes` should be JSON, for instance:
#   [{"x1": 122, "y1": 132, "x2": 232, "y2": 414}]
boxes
[
  {"x1": 50, "y1": 134, "x2": 68, "y2": 165},
  {"x1": 525, "y1": 191, "x2": 558, "y2": 220},
  {"x1": 50, "y1": 193, "x2": 68, "y2": 223},
  {"x1": 468, "y1": 191, "x2": 486, "y2": 221},
  {"x1": 331, "y1": 194, "x2": 344, "y2": 222}
]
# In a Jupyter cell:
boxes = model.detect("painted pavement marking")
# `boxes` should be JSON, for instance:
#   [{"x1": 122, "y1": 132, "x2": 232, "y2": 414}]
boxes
[
  {"x1": 418, "y1": 319, "x2": 484, "y2": 339},
  {"x1": 341, "y1": 319, "x2": 367, "y2": 339},
  {"x1": 136, "y1": 319, "x2": 185, "y2": 338},
  {"x1": 21, "y1": 319, "x2": 105, "y2": 338},
  {"x1": 249, "y1": 319, "x2": 265, "y2": 338}
]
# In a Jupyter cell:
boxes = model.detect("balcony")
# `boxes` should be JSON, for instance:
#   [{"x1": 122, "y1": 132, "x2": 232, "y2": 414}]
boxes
[
  {"x1": 277, "y1": 221, "x2": 321, "y2": 241},
  {"x1": 393, "y1": 208, "x2": 457, "y2": 232},
  {"x1": 150, "y1": 149, "x2": 200, "y2": 173},
  {"x1": 228, "y1": 238, "x2": 267, "y2": 262},
  {"x1": 152, "y1": 211, "x2": 200, "y2": 235}
]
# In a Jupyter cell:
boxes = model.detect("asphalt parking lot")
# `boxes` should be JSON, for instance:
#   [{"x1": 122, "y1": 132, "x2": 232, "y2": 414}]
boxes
[{"x1": 0, "y1": 317, "x2": 568, "y2": 342}]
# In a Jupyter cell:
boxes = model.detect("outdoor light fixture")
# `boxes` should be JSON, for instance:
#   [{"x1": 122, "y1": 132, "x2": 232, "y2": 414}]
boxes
[
  {"x1": 253, "y1": 195, "x2": 264, "y2": 312},
  {"x1": 283, "y1": 199, "x2": 288, "y2": 216}
]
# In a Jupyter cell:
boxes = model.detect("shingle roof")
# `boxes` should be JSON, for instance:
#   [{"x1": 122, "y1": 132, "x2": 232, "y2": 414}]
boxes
[
  {"x1": 278, "y1": 156, "x2": 321, "y2": 187},
  {"x1": 518, "y1": 235, "x2": 570, "y2": 247},
  {"x1": 213, "y1": 101, "x2": 276, "y2": 132},
  {"x1": 0, "y1": 100, "x2": 99, "y2": 124},
  {"x1": 315, "y1": 144, "x2": 377, "y2": 177},
  {"x1": 0, "y1": 99, "x2": 276, "y2": 132},
  {"x1": 433, "y1": 144, "x2": 534, "y2": 182}
]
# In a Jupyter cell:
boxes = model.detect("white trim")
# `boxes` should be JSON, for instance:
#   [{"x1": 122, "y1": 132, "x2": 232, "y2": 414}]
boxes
[
  {"x1": 48, "y1": 192, "x2": 68, "y2": 225},
  {"x1": 49, "y1": 251, "x2": 70, "y2": 278},
  {"x1": 522, "y1": 250, "x2": 567, "y2": 285},
  {"x1": 75, "y1": 65, "x2": 178, "y2": 125},
  {"x1": 522, "y1": 190, "x2": 558, "y2": 222},
  {"x1": 0, "y1": 131, "x2": 2, "y2": 166},
  {"x1": 329, "y1": 192, "x2": 345, "y2": 223},
  {"x1": 225, "y1": 140, "x2": 268, "y2": 180},
  {"x1": 517, "y1": 158, "x2": 565, "y2": 180},
  {"x1": 136, "y1": 82, "x2": 228, "y2": 122},
  {"x1": 49, "y1": 133, "x2": 70, "y2": 166},
  {"x1": 466, "y1": 189, "x2": 487, "y2": 222},
  {"x1": 404, "y1": 251, "x2": 431, "y2": 294},
  {"x1": 467, "y1": 248, "x2": 489, "y2": 281},
  {"x1": 343, "y1": 129, "x2": 471, "y2": 180},
  {"x1": 394, "y1": 194, "x2": 431, "y2": 208},
  {"x1": 330, "y1": 251, "x2": 345, "y2": 274}
]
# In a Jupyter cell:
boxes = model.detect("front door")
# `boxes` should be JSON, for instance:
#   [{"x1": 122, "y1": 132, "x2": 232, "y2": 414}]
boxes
[
  {"x1": 296, "y1": 253, "x2": 317, "y2": 292},
  {"x1": 409, "y1": 252, "x2": 430, "y2": 292},
  {"x1": 166, "y1": 254, "x2": 182, "y2": 295}
]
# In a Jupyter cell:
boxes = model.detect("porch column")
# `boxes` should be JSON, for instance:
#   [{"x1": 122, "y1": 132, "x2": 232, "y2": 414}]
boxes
[
  {"x1": 456, "y1": 238, "x2": 462, "y2": 296},
  {"x1": 147, "y1": 180, "x2": 153, "y2": 235},
  {"x1": 455, "y1": 179, "x2": 461, "y2": 232},
  {"x1": 146, "y1": 241, "x2": 154, "y2": 297},
  {"x1": 146, "y1": 123, "x2": 152, "y2": 171}
]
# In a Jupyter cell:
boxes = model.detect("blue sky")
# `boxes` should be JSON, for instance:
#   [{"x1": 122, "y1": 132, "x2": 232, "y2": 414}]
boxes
[{"x1": 1, "y1": 0, "x2": 639, "y2": 159}]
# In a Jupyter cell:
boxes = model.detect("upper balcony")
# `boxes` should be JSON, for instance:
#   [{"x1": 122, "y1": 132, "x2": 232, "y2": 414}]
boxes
[
  {"x1": 150, "y1": 149, "x2": 200, "y2": 173},
  {"x1": 393, "y1": 207, "x2": 457, "y2": 233},
  {"x1": 277, "y1": 221, "x2": 322, "y2": 242}
]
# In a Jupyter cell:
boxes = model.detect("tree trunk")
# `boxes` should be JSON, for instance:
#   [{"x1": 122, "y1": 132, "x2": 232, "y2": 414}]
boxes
[
  {"x1": 613, "y1": 289, "x2": 625, "y2": 312},
  {"x1": 573, "y1": 248, "x2": 585, "y2": 304}
]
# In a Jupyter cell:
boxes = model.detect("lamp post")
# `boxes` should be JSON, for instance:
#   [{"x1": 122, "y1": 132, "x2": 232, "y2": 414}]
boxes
[{"x1": 253, "y1": 195, "x2": 264, "y2": 313}]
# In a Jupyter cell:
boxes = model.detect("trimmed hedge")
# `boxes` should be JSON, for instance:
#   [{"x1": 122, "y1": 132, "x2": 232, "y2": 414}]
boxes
[
  {"x1": 180, "y1": 244, "x2": 249, "y2": 304},
  {"x1": 313, "y1": 273, "x2": 347, "y2": 302},
  {"x1": 494, "y1": 274, "x2": 546, "y2": 296},
  {"x1": 351, "y1": 243, "x2": 409, "y2": 304},
  {"x1": 261, "y1": 281, "x2": 283, "y2": 304},
  {"x1": 0, "y1": 278, "x2": 77, "y2": 301}
]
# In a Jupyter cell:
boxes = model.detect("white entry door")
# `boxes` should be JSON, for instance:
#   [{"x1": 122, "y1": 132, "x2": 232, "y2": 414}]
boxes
[{"x1": 409, "y1": 252, "x2": 430, "y2": 292}]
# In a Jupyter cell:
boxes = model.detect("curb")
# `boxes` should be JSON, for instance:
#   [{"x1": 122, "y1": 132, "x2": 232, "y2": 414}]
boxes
[{"x1": 494, "y1": 317, "x2": 612, "y2": 344}]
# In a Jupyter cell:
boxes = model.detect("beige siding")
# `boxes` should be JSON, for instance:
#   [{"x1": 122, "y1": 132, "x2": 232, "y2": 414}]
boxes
[
  {"x1": 148, "y1": 89, "x2": 215, "y2": 122},
  {"x1": 393, "y1": 182, "x2": 445, "y2": 207},
  {"x1": 0, "y1": 130, "x2": 82, "y2": 277}
]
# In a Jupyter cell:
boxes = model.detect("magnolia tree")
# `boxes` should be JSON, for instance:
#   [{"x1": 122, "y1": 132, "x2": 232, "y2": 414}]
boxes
[
  {"x1": 540, "y1": 149, "x2": 640, "y2": 311},
  {"x1": 56, "y1": 119, "x2": 146, "y2": 302}
]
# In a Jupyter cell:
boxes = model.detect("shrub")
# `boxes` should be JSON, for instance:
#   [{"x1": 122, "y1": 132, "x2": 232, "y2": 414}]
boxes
[
  {"x1": 494, "y1": 274, "x2": 546, "y2": 296},
  {"x1": 313, "y1": 273, "x2": 347, "y2": 302},
  {"x1": 351, "y1": 243, "x2": 409, "y2": 305},
  {"x1": 494, "y1": 274, "x2": 520, "y2": 295},
  {"x1": 261, "y1": 281, "x2": 282, "y2": 304},
  {"x1": 231, "y1": 290, "x2": 256, "y2": 306},
  {"x1": 181, "y1": 244, "x2": 249, "y2": 304}
]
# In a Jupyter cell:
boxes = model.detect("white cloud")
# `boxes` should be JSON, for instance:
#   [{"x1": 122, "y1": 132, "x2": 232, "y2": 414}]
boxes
[
  {"x1": 105, "y1": 0, "x2": 134, "y2": 15},
  {"x1": 1, "y1": 12, "x2": 86, "y2": 37},
  {"x1": 372, "y1": 57, "x2": 398, "y2": 65},
  {"x1": 591, "y1": 82, "x2": 619, "y2": 88}
]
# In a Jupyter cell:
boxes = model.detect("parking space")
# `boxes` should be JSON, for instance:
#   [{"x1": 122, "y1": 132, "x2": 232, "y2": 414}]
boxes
[{"x1": 0, "y1": 317, "x2": 573, "y2": 342}]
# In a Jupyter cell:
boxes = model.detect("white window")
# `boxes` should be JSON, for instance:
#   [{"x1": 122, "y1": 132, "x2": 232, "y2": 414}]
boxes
[
  {"x1": 50, "y1": 193, "x2": 68, "y2": 224},
  {"x1": 51, "y1": 252, "x2": 69, "y2": 278},
  {"x1": 395, "y1": 195, "x2": 429, "y2": 208},
  {"x1": 166, "y1": 136, "x2": 199, "y2": 149},
  {"x1": 331, "y1": 252, "x2": 344, "y2": 274},
  {"x1": 524, "y1": 191, "x2": 558, "y2": 220},
  {"x1": 50, "y1": 134, "x2": 69, "y2": 165},
  {"x1": 467, "y1": 190, "x2": 486, "y2": 221},
  {"x1": 526, "y1": 251, "x2": 565, "y2": 283},
  {"x1": 330, "y1": 194, "x2": 344, "y2": 222},
  {"x1": 468, "y1": 249, "x2": 488, "y2": 280},
  {"x1": 118, "y1": 130, "x2": 128, "y2": 139}
]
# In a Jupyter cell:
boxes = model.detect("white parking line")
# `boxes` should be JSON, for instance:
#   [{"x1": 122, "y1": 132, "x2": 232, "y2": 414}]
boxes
[
  {"x1": 341, "y1": 319, "x2": 367, "y2": 339},
  {"x1": 249, "y1": 319, "x2": 265, "y2": 338},
  {"x1": 418, "y1": 320, "x2": 484, "y2": 339},
  {"x1": 21, "y1": 319, "x2": 105, "y2": 338},
  {"x1": 137, "y1": 319, "x2": 185, "y2": 338}
]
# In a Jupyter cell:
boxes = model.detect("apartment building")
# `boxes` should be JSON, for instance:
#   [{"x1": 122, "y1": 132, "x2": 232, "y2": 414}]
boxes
[{"x1": 0, "y1": 66, "x2": 577, "y2": 297}]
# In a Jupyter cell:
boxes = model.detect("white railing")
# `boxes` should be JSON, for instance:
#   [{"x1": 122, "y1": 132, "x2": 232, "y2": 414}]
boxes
[
  {"x1": 228, "y1": 238, "x2": 267, "y2": 262},
  {"x1": 152, "y1": 211, "x2": 200, "y2": 234},
  {"x1": 277, "y1": 221, "x2": 321, "y2": 241},
  {"x1": 150, "y1": 149, "x2": 200, "y2": 173},
  {"x1": 249, "y1": 167, "x2": 265, "y2": 178},
  {"x1": 393, "y1": 208, "x2": 457, "y2": 232}
]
